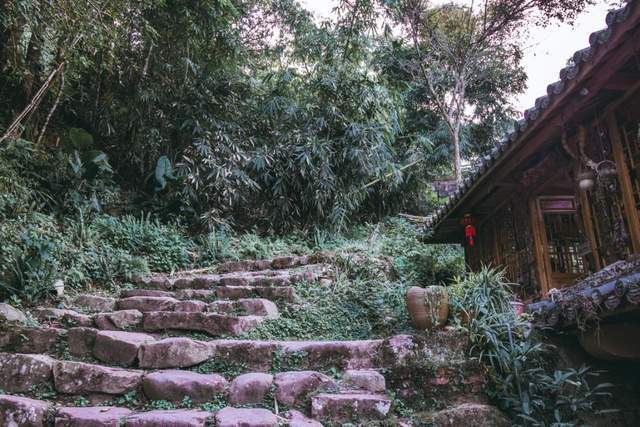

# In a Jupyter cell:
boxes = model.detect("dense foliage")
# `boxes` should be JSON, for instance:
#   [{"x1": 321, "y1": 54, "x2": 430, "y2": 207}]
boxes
[
  {"x1": 1, "y1": 0, "x2": 593, "y2": 230},
  {"x1": 0, "y1": 137, "x2": 461, "y2": 308}
]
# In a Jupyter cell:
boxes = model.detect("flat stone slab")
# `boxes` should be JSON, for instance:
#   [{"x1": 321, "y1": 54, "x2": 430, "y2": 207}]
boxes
[
  {"x1": 174, "y1": 289, "x2": 217, "y2": 300},
  {"x1": 68, "y1": 327, "x2": 97, "y2": 357},
  {"x1": 126, "y1": 409, "x2": 211, "y2": 427},
  {"x1": 210, "y1": 340, "x2": 279, "y2": 371},
  {"x1": 142, "y1": 312, "x2": 264, "y2": 336},
  {"x1": 53, "y1": 361, "x2": 143, "y2": 395},
  {"x1": 229, "y1": 373, "x2": 274, "y2": 405},
  {"x1": 311, "y1": 393, "x2": 391, "y2": 422},
  {"x1": 342, "y1": 369, "x2": 386, "y2": 392},
  {"x1": 208, "y1": 301, "x2": 235, "y2": 313},
  {"x1": 93, "y1": 330, "x2": 155, "y2": 366},
  {"x1": 275, "y1": 371, "x2": 338, "y2": 406},
  {"x1": 214, "y1": 286, "x2": 296, "y2": 302},
  {"x1": 55, "y1": 406, "x2": 132, "y2": 427},
  {"x1": 121, "y1": 289, "x2": 174, "y2": 298},
  {"x1": 215, "y1": 407, "x2": 277, "y2": 427},
  {"x1": 217, "y1": 259, "x2": 272, "y2": 273},
  {"x1": 94, "y1": 310, "x2": 143, "y2": 330},
  {"x1": 282, "y1": 339, "x2": 384, "y2": 369},
  {"x1": 235, "y1": 299, "x2": 279, "y2": 317},
  {"x1": 117, "y1": 296, "x2": 178, "y2": 312},
  {"x1": 0, "y1": 303, "x2": 26, "y2": 323},
  {"x1": 0, "y1": 353, "x2": 54, "y2": 393},
  {"x1": 137, "y1": 336, "x2": 392, "y2": 371},
  {"x1": 427, "y1": 403, "x2": 510, "y2": 427},
  {"x1": 142, "y1": 370, "x2": 228, "y2": 403},
  {"x1": 281, "y1": 410, "x2": 323, "y2": 427},
  {"x1": 32, "y1": 308, "x2": 93, "y2": 327},
  {"x1": 174, "y1": 300, "x2": 207, "y2": 312},
  {"x1": 74, "y1": 295, "x2": 117, "y2": 313},
  {"x1": 0, "y1": 326, "x2": 65, "y2": 354},
  {"x1": 0, "y1": 395, "x2": 52, "y2": 427},
  {"x1": 138, "y1": 337, "x2": 214, "y2": 369}
]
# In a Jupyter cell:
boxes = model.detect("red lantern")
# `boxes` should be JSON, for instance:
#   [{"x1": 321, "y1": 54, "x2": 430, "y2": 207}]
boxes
[{"x1": 460, "y1": 214, "x2": 476, "y2": 247}]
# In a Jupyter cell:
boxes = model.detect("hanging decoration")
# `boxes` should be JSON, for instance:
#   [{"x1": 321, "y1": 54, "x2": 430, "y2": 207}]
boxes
[{"x1": 460, "y1": 214, "x2": 476, "y2": 246}]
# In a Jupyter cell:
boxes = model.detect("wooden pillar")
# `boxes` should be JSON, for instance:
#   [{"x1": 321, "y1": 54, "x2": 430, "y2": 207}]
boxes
[
  {"x1": 606, "y1": 112, "x2": 640, "y2": 253},
  {"x1": 572, "y1": 131, "x2": 602, "y2": 270},
  {"x1": 578, "y1": 189, "x2": 602, "y2": 270},
  {"x1": 492, "y1": 216, "x2": 501, "y2": 267},
  {"x1": 529, "y1": 198, "x2": 551, "y2": 296}
]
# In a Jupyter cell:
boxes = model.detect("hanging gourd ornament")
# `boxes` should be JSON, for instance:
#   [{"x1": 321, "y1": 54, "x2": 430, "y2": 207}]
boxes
[{"x1": 460, "y1": 214, "x2": 476, "y2": 247}]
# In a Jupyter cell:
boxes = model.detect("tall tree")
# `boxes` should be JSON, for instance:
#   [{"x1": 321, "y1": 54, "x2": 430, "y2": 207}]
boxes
[{"x1": 386, "y1": 0, "x2": 592, "y2": 184}]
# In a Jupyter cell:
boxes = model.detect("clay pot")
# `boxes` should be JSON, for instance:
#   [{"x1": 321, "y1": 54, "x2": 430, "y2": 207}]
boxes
[{"x1": 406, "y1": 286, "x2": 449, "y2": 331}]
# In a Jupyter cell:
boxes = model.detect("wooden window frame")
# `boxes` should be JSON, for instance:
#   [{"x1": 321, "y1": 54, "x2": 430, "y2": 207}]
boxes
[
  {"x1": 606, "y1": 111, "x2": 640, "y2": 253},
  {"x1": 530, "y1": 196, "x2": 587, "y2": 296}
]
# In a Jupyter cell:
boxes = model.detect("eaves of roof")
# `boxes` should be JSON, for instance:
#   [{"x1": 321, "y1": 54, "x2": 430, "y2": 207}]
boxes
[{"x1": 426, "y1": 0, "x2": 638, "y2": 233}]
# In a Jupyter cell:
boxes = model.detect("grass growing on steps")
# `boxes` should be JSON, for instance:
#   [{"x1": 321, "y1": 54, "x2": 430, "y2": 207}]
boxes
[
  {"x1": 239, "y1": 219, "x2": 464, "y2": 341},
  {"x1": 241, "y1": 272, "x2": 411, "y2": 341}
]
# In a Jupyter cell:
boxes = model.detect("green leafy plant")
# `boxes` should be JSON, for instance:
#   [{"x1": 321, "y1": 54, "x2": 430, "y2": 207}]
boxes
[{"x1": 448, "y1": 267, "x2": 614, "y2": 426}]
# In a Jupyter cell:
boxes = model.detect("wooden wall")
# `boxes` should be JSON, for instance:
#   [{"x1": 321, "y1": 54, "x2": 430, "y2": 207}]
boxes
[{"x1": 465, "y1": 93, "x2": 640, "y2": 301}]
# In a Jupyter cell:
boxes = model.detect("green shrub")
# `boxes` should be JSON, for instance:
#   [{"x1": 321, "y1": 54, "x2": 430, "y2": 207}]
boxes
[
  {"x1": 448, "y1": 267, "x2": 613, "y2": 425},
  {"x1": 91, "y1": 215, "x2": 191, "y2": 272},
  {"x1": 334, "y1": 217, "x2": 464, "y2": 285}
]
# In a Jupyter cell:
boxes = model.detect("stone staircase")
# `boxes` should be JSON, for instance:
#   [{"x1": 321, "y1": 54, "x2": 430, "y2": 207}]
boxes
[{"x1": 0, "y1": 253, "x2": 498, "y2": 426}]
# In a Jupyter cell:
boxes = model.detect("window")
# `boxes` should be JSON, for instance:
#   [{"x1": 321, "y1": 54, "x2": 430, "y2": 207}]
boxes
[{"x1": 543, "y1": 213, "x2": 586, "y2": 275}]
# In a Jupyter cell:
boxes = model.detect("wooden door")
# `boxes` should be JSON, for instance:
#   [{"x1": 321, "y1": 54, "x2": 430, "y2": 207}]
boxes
[{"x1": 531, "y1": 196, "x2": 589, "y2": 293}]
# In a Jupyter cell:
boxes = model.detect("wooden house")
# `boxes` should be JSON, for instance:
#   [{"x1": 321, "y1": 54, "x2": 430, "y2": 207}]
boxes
[{"x1": 426, "y1": 0, "x2": 640, "y2": 347}]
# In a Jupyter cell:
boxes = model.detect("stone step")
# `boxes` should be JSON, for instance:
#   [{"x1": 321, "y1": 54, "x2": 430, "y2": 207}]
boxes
[
  {"x1": 141, "y1": 311, "x2": 268, "y2": 336},
  {"x1": 215, "y1": 407, "x2": 278, "y2": 426},
  {"x1": 0, "y1": 352, "x2": 387, "y2": 414},
  {"x1": 142, "y1": 370, "x2": 228, "y2": 403},
  {"x1": 115, "y1": 296, "x2": 279, "y2": 316},
  {"x1": 0, "y1": 395, "x2": 289, "y2": 427},
  {"x1": 1, "y1": 393, "x2": 391, "y2": 426},
  {"x1": 55, "y1": 406, "x2": 133, "y2": 426},
  {"x1": 138, "y1": 336, "x2": 386, "y2": 371},
  {"x1": 135, "y1": 263, "x2": 330, "y2": 290},
  {"x1": 30, "y1": 299, "x2": 279, "y2": 334},
  {"x1": 0, "y1": 395, "x2": 52, "y2": 426},
  {"x1": 0, "y1": 325, "x2": 471, "y2": 374},
  {"x1": 0, "y1": 324, "x2": 484, "y2": 405},
  {"x1": 216, "y1": 253, "x2": 332, "y2": 273},
  {"x1": 126, "y1": 409, "x2": 213, "y2": 427},
  {"x1": 122, "y1": 285, "x2": 297, "y2": 303},
  {"x1": 311, "y1": 392, "x2": 392, "y2": 422}
]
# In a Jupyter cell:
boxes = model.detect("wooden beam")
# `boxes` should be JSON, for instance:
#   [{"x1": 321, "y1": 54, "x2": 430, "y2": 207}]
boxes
[
  {"x1": 606, "y1": 111, "x2": 640, "y2": 253},
  {"x1": 603, "y1": 79, "x2": 640, "y2": 117},
  {"x1": 604, "y1": 72, "x2": 640, "y2": 91}
]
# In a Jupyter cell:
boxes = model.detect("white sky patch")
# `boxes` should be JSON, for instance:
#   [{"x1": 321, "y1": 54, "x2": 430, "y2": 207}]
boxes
[{"x1": 298, "y1": 0, "x2": 618, "y2": 115}]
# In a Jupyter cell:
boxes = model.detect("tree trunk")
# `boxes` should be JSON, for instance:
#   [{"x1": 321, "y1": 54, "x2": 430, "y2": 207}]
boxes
[{"x1": 451, "y1": 126, "x2": 463, "y2": 185}]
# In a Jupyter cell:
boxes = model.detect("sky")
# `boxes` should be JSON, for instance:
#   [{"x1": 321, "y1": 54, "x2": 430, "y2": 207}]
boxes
[{"x1": 298, "y1": 0, "x2": 617, "y2": 115}]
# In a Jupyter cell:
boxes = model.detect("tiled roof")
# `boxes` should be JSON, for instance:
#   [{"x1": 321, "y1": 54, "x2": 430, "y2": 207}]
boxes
[
  {"x1": 528, "y1": 257, "x2": 640, "y2": 329},
  {"x1": 427, "y1": 0, "x2": 636, "y2": 230}
]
